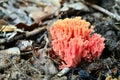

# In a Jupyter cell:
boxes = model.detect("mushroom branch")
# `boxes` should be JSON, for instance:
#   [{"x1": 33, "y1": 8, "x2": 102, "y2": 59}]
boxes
[{"x1": 50, "y1": 17, "x2": 105, "y2": 69}]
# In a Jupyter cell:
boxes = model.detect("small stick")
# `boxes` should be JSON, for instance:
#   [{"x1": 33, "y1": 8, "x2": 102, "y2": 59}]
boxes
[
  {"x1": 25, "y1": 26, "x2": 46, "y2": 37},
  {"x1": 27, "y1": 63, "x2": 41, "y2": 74},
  {"x1": 21, "y1": 50, "x2": 32, "y2": 55},
  {"x1": 57, "y1": 67, "x2": 71, "y2": 77},
  {"x1": 44, "y1": 34, "x2": 49, "y2": 49},
  {"x1": 0, "y1": 26, "x2": 46, "y2": 44},
  {"x1": 82, "y1": 1, "x2": 120, "y2": 21}
]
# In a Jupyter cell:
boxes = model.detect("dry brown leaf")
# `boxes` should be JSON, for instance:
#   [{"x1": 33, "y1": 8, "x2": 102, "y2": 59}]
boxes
[
  {"x1": 27, "y1": 0, "x2": 61, "y2": 23},
  {"x1": 29, "y1": 10, "x2": 49, "y2": 22},
  {"x1": 16, "y1": 23, "x2": 39, "y2": 31},
  {"x1": 0, "y1": 24, "x2": 24, "y2": 33},
  {"x1": 0, "y1": 19, "x2": 8, "y2": 25},
  {"x1": 44, "y1": 5, "x2": 58, "y2": 13}
]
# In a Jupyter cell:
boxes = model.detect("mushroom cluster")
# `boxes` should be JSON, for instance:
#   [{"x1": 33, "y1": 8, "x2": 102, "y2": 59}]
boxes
[{"x1": 50, "y1": 17, "x2": 105, "y2": 69}]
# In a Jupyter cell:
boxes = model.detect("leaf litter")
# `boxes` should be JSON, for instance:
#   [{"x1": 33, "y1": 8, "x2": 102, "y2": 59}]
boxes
[{"x1": 0, "y1": 0, "x2": 120, "y2": 80}]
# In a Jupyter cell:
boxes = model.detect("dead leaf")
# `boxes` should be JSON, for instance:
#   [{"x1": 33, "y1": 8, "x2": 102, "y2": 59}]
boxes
[
  {"x1": 16, "y1": 40, "x2": 33, "y2": 51},
  {"x1": 16, "y1": 23, "x2": 39, "y2": 31},
  {"x1": 29, "y1": 10, "x2": 49, "y2": 22},
  {"x1": 0, "y1": 20, "x2": 24, "y2": 33},
  {"x1": 0, "y1": 19, "x2": 8, "y2": 25},
  {"x1": 0, "y1": 47, "x2": 20, "y2": 55},
  {"x1": 2, "y1": 1, "x2": 33, "y2": 25},
  {"x1": 61, "y1": 2, "x2": 89, "y2": 12},
  {"x1": 44, "y1": 5, "x2": 58, "y2": 14},
  {"x1": 0, "y1": 25, "x2": 23, "y2": 33},
  {"x1": 60, "y1": 3, "x2": 69, "y2": 11},
  {"x1": 69, "y1": 2, "x2": 89, "y2": 11},
  {"x1": 26, "y1": 0, "x2": 61, "y2": 23}
]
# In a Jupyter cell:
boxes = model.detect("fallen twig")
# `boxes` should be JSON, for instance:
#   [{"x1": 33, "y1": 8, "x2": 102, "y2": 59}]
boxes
[
  {"x1": 44, "y1": 34, "x2": 49, "y2": 49},
  {"x1": 0, "y1": 26, "x2": 46, "y2": 44},
  {"x1": 21, "y1": 51, "x2": 32, "y2": 55},
  {"x1": 25, "y1": 26, "x2": 46, "y2": 37},
  {"x1": 57, "y1": 67, "x2": 71, "y2": 77},
  {"x1": 27, "y1": 63, "x2": 41, "y2": 74},
  {"x1": 82, "y1": 1, "x2": 120, "y2": 21}
]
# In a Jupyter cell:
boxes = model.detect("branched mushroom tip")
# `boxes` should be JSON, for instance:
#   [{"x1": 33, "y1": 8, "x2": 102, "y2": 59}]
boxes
[{"x1": 50, "y1": 17, "x2": 105, "y2": 69}]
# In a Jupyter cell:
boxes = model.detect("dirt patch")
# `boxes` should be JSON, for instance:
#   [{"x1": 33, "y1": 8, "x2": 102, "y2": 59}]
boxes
[{"x1": 0, "y1": 0, "x2": 120, "y2": 80}]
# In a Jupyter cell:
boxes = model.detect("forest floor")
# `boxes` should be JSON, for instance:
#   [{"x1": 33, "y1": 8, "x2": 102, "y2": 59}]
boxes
[{"x1": 0, "y1": 0, "x2": 120, "y2": 80}]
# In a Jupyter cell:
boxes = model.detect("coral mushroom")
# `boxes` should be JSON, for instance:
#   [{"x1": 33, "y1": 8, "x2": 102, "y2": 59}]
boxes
[{"x1": 50, "y1": 17, "x2": 105, "y2": 69}]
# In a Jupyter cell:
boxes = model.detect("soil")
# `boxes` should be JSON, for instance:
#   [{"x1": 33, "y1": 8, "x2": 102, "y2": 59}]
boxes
[{"x1": 0, "y1": 0, "x2": 120, "y2": 80}]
